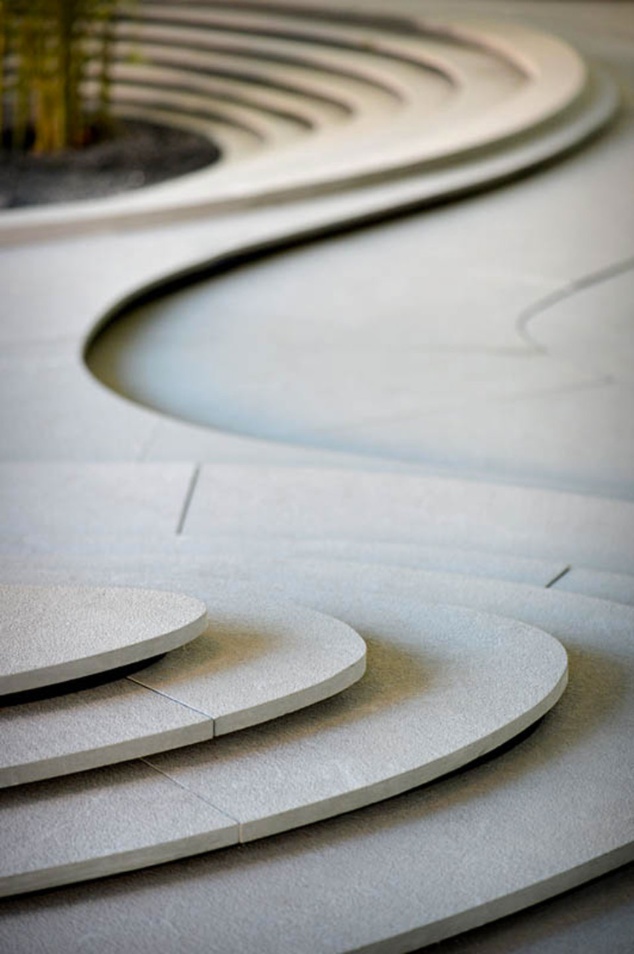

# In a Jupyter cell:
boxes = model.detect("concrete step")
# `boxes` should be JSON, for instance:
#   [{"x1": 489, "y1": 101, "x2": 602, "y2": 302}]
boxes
[
  {"x1": 0, "y1": 584, "x2": 206, "y2": 696},
  {"x1": 0, "y1": 584, "x2": 365, "y2": 787},
  {"x1": 0, "y1": 596, "x2": 567, "y2": 896}
]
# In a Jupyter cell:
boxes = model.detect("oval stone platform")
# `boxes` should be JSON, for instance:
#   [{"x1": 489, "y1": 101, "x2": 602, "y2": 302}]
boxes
[
  {"x1": 0, "y1": 584, "x2": 207, "y2": 696},
  {"x1": 0, "y1": 585, "x2": 366, "y2": 787},
  {"x1": 0, "y1": 601, "x2": 567, "y2": 897}
]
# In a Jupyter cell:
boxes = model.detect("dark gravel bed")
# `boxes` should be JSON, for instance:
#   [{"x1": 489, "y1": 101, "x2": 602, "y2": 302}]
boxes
[{"x1": 0, "y1": 119, "x2": 220, "y2": 208}]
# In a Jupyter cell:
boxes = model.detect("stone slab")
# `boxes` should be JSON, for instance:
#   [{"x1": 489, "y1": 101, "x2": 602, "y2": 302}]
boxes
[
  {"x1": 0, "y1": 463, "x2": 195, "y2": 540},
  {"x1": 179, "y1": 537, "x2": 565, "y2": 587},
  {"x1": 185, "y1": 464, "x2": 634, "y2": 572},
  {"x1": 553, "y1": 567, "x2": 634, "y2": 607},
  {"x1": 0, "y1": 583, "x2": 365, "y2": 785},
  {"x1": 0, "y1": 584, "x2": 207, "y2": 695},
  {"x1": 0, "y1": 596, "x2": 567, "y2": 894},
  {"x1": 0, "y1": 678, "x2": 212, "y2": 788},
  {"x1": 0, "y1": 760, "x2": 237, "y2": 898},
  {"x1": 148, "y1": 602, "x2": 567, "y2": 842},
  {"x1": 0, "y1": 566, "x2": 631, "y2": 949},
  {"x1": 0, "y1": 0, "x2": 630, "y2": 949},
  {"x1": 0, "y1": 349, "x2": 158, "y2": 461},
  {"x1": 129, "y1": 582, "x2": 366, "y2": 735},
  {"x1": 0, "y1": 536, "x2": 566, "y2": 588}
]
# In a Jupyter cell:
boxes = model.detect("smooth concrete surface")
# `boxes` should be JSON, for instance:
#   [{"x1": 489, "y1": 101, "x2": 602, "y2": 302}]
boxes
[
  {"x1": 0, "y1": 584, "x2": 207, "y2": 695},
  {"x1": 0, "y1": 597, "x2": 568, "y2": 895},
  {"x1": 0, "y1": 463, "x2": 196, "y2": 541},
  {"x1": 552, "y1": 567, "x2": 634, "y2": 607},
  {"x1": 0, "y1": 585, "x2": 366, "y2": 786},
  {"x1": 1, "y1": 1, "x2": 633, "y2": 950},
  {"x1": 185, "y1": 464, "x2": 634, "y2": 572}
]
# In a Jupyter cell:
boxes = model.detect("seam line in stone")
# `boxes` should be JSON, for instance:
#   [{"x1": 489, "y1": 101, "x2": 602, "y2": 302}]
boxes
[
  {"x1": 177, "y1": 463, "x2": 201, "y2": 534},
  {"x1": 140, "y1": 758, "x2": 241, "y2": 825},
  {"x1": 545, "y1": 566, "x2": 571, "y2": 588},
  {"x1": 125, "y1": 676, "x2": 216, "y2": 721}
]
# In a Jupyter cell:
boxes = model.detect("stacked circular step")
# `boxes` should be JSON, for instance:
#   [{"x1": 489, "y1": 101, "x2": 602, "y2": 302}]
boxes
[
  {"x1": 0, "y1": 0, "x2": 617, "y2": 243},
  {"x1": 1, "y1": 575, "x2": 570, "y2": 898},
  {"x1": 0, "y1": 582, "x2": 366, "y2": 789},
  {"x1": 0, "y1": 2, "x2": 631, "y2": 951}
]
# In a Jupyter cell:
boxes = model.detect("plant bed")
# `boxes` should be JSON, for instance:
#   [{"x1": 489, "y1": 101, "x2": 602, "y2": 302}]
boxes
[{"x1": 0, "y1": 118, "x2": 220, "y2": 208}]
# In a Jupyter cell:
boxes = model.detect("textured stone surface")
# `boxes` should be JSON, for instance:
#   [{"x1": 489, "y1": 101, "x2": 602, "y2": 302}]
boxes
[
  {"x1": 129, "y1": 582, "x2": 366, "y2": 735},
  {"x1": 148, "y1": 602, "x2": 567, "y2": 841},
  {"x1": 0, "y1": 597, "x2": 567, "y2": 895},
  {"x1": 0, "y1": 0, "x2": 632, "y2": 949},
  {"x1": 0, "y1": 678, "x2": 211, "y2": 788},
  {"x1": 1, "y1": 584, "x2": 365, "y2": 785},
  {"x1": 185, "y1": 464, "x2": 634, "y2": 572},
  {"x1": 0, "y1": 760, "x2": 237, "y2": 898},
  {"x1": 0, "y1": 569, "x2": 631, "y2": 949},
  {"x1": 0, "y1": 584, "x2": 207, "y2": 695},
  {"x1": 553, "y1": 568, "x2": 634, "y2": 607},
  {"x1": 0, "y1": 463, "x2": 195, "y2": 541}
]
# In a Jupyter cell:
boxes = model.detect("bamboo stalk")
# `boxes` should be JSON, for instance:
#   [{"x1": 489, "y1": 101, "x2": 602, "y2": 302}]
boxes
[{"x1": 1, "y1": 0, "x2": 120, "y2": 153}]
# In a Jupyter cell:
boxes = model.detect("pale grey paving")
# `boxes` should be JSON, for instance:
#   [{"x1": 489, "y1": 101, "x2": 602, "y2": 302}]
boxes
[
  {"x1": 0, "y1": 463, "x2": 196, "y2": 544},
  {"x1": 0, "y1": 595, "x2": 567, "y2": 895},
  {"x1": 552, "y1": 568, "x2": 634, "y2": 607},
  {"x1": 0, "y1": 0, "x2": 632, "y2": 949},
  {"x1": 0, "y1": 347, "x2": 159, "y2": 461},
  {"x1": 0, "y1": 584, "x2": 207, "y2": 695},
  {"x1": 146, "y1": 603, "x2": 567, "y2": 843},
  {"x1": 0, "y1": 568, "x2": 631, "y2": 950},
  {"x1": 1, "y1": 584, "x2": 366, "y2": 786},
  {"x1": 127, "y1": 583, "x2": 366, "y2": 735},
  {"x1": 177, "y1": 536, "x2": 566, "y2": 588},
  {"x1": 93, "y1": 117, "x2": 634, "y2": 494},
  {"x1": 184, "y1": 464, "x2": 634, "y2": 572},
  {"x1": 0, "y1": 677, "x2": 211, "y2": 788},
  {"x1": 76, "y1": 0, "x2": 634, "y2": 495},
  {"x1": 0, "y1": 760, "x2": 238, "y2": 898},
  {"x1": 0, "y1": 534, "x2": 567, "y2": 587}
]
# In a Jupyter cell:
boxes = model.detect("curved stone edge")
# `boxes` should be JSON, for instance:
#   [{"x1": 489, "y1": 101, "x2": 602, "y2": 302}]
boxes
[
  {"x1": 0, "y1": 585, "x2": 209, "y2": 697},
  {"x1": 0, "y1": 650, "x2": 366, "y2": 790},
  {"x1": 213, "y1": 651, "x2": 367, "y2": 736},
  {"x1": 0, "y1": 605, "x2": 568, "y2": 897},
  {"x1": 82, "y1": 64, "x2": 617, "y2": 387},
  {"x1": 240, "y1": 661, "x2": 569, "y2": 844},
  {"x1": 379, "y1": 843, "x2": 634, "y2": 954},
  {"x1": 0, "y1": 592, "x2": 367, "y2": 788},
  {"x1": 0, "y1": 21, "x2": 616, "y2": 245}
]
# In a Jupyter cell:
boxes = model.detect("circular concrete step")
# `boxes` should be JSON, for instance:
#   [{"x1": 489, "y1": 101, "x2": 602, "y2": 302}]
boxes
[
  {"x1": 1, "y1": 584, "x2": 366, "y2": 787},
  {"x1": 0, "y1": 584, "x2": 207, "y2": 696},
  {"x1": 0, "y1": 6, "x2": 614, "y2": 243},
  {"x1": 0, "y1": 600, "x2": 567, "y2": 896}
]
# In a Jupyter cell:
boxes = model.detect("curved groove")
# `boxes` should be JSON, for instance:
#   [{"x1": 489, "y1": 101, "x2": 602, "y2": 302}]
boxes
[
  {"x1": 113, "y1": 28, "x2": 417, "y2": 104},
  {"x1": 517, "y1": 256, "x2": 634, "y2": 351},
  {"x1": 121, "y1": 9, "x2": 479, "y2": 89},
  {"x1": 147, "y1": 0, "x2": 421, "y2": 35},
  {"x1": 111, "y1": 42, "x2": 358, "y2": 117},
  {"x1": 108, "y1": 72, "x2": 318, "y2": 132},
  {"x1": 0, "y1": 16, "x2": 612, "y2": 248},
  {"x1": 109, "y1": 86, "x2": 271, "y2": 143}
]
